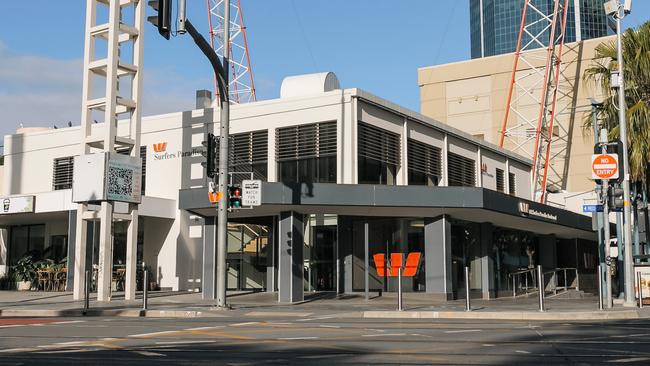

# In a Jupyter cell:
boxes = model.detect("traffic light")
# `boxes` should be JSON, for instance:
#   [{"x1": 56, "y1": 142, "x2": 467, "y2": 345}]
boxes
[
  {"x1": 608, "y1": 186, "x2": 625, "y2": 210},
  {"x1": 147, "y1": 0, "x2": 172, "y2": 40},
  {"x1": 228, "y1": 185, "x2": 242, "y2": 209},
  {"x1": 201, "y1": 133, "x2": 217, "y2": 178}
]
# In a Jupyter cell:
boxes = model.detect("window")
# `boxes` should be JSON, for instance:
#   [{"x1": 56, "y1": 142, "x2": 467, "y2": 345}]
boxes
[
  {"x1": 231, "y1": 130, "x2": 268, "y2": 184},
  {"x1": 357, "y1": 122, "x2": 400, "y2": 185},
  {"x1": 509, "y1": 172, "x2": 516, "y2": 195},
  {"x1": 8, "y1": 224, "x2": 45, "y2": 265},
  {"x1": 277, "y1": 122, "x2": 336, "y2": 183},
  {"x1": 447, "y1": 152, "x2": 476, "y2": 187},
  {"x1": 408, "y1": 139, "x2": 441, "y2": 186},
  {"x1": 496, "y1": 168, "x2": 505, "y2": 192},
  {"x1": 52, "y1": 156, "x2": 74, "y2": 190}
]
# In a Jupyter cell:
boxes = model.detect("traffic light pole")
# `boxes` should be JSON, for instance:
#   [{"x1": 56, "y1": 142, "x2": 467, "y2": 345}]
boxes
[
  {"x1": 601, "y1": 131, "x2": 613, "y2": 309},
  {"x1": 613, "y1": 4, "x2": 635, "y2": 307}
]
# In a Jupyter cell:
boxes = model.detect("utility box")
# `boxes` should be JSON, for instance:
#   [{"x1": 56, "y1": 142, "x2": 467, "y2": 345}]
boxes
[{"x1": 73, "y1": 152, "x2": 142, "y2": 204}]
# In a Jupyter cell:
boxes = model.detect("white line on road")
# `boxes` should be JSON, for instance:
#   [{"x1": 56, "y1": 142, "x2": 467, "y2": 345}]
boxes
[
  {"x1": 52, "y1": 320, "x2": 86, "y2": 325},
  {"x1": 132, "y1": 350, "x2": 167, "y2": 357},
  {"x1": 277, "y1": 337, "x2": 319, "y2": 340},
  {"x1": 319, "y1": 325, "x2": 341, "y2": 328},
  {"x1": 185, "y1": 326, "x2": 226, "y2": 331},
  {"x1": 362, "y1": 333, "x2": 406, "y2": 337},
  {"x1": 515, "y1": 350, "x2": 531, "y2": 354},
  {"x1": 444, "y1": 329, "x2": 482, "y2": 334},
  {"x1": 0, "y1": 347, "x2": 38, "y2": 353},
  {"x1": 230, "y1": 322, "x2": 259, "y2": 327},
  {"x1": 129, "y1": 330, "x2": 180, "y2": 338},
  {"x1": 155, "y1": 340, "x2": 217, "y2": 345},
  {"x1": 606, "y1": 357, "x2": 650, "y2": 363}
]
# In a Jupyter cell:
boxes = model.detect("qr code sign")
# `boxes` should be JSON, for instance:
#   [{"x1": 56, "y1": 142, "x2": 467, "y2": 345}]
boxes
[{"x1": 107, "y1": 166, "x2": 133, "y2": 197}]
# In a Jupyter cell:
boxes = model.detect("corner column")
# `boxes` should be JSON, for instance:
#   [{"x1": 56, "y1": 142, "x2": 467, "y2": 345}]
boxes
[
  {"x1": 278, "y1": 211, "x2": 304, "y2": 303},
  {"x1": 424, "y1": 215, "x2": 453, "y2": 300},
  {"x1": 202, "y1": 216, "x2": 216, "y2": 300},
  {"x1": 480, "y1": 222, "x2": 495, "y2": 299}
]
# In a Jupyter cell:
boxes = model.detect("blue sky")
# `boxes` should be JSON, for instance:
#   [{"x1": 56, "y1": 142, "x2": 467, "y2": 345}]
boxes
[{"x1": 1, "y1": 1, "x2": 648, "y2": 138}]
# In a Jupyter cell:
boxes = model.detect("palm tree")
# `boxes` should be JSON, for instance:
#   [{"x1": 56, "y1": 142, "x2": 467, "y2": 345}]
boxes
[{"x1": 583, "y1": 20, "x2": 650, "y2": 185}]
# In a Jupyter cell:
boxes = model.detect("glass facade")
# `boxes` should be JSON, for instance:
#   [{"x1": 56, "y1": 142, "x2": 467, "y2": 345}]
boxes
[
  {"x1": 470, "y1": 0, "x2": 611, "y2": 59},
  {"x1": 8, "y1": 225, "x2": 45, "y2": 265},
  {"x1": 226, "y1": 223, "x2": 269, "y2": 290}
]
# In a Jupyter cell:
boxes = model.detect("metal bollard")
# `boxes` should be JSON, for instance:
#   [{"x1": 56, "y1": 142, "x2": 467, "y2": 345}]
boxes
[
  {"x1": 597, "y1": 264, "x2": 603, "y2": 311},
  {"x1": 638, "y1": 272, "x2": 643, "y2": 309},
  {"x1": 397, "y1": 266, "x2": 403, "y2": 311},
  {"x1": 537, "y1": 265, "x2": 545, "y2": 312},
  {"x1": 465, "y1": 266, "x2": 471, "y2": 312},
  {"x1": 84, "y1": 269, "x2": 90, "y2": 314},
  {"x1": 142, "y1": 262, "x2": 148, "y2": 311}
]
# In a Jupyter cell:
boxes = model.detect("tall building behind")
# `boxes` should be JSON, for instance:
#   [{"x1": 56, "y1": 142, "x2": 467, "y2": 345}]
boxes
[{"x1": 470, "y1": 0, "x2": 611, "y2": 58}]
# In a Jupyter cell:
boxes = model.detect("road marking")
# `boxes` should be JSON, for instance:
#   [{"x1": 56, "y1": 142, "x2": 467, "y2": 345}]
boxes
[
  {"x1": 515, "y1": 350, "x2": 531, "y2": 354},
  {"x1": 52, "y1": 320, "x2": 86, "y2": 325},
  {"x1": 246, "y1": 311, "x2": 312, "y2": 317},
  {"x1": 444, "y1": 329, "x2": 482, "y2": 334},
  {"x1": 0, "y1": 347, "x2": 38, "y2": 353},
  {"x1": 133, "y1": 350, "x2": 166, "y2": 357},
  {"x1": 36, "y1": 349, "x2": 93, "y2": 354},
  {"x1": 362, "y1": 333, "x2": 406, "y2": 337},
  {"x1": 483, "y1": 344, "x2": 495, "y2": 347},
  {"x1": 155, "y1": 340, "x2": 217, "y2": 345},
  {"x1": 185, "y1": 326, "x2": 225, "y2": 331},
  {"x1": 230, "y1": 322, "x2": 259, "y2": 327},
  {"x1": 277, "y1": 337, "x2": 318, "y2": 340},
  {"x1": 129, "y1": 330, "x2": 180, "y2": 338},
  {"x1": 606, "y1": 357, "x2": 650, "y2": 363},
  {"x1": 0, "y1": 325, "x2": 24, "y2": 329},
  {"x1": 319, "y1": 325, "x2": 341, "y2": 328}
]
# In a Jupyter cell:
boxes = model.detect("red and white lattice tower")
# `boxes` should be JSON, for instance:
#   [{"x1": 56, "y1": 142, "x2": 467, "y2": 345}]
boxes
[
  {"x1": 206, "y1": 0, "x2": 256, "y2": 103},
  {"x1": 499, "y1": 0, "x2": 570, "y2": 203}
]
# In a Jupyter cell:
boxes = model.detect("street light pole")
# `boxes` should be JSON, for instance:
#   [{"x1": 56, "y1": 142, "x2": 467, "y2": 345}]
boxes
[
  {"x1": 216, "y1": 0, "x2": 231, "y2": 309},
  {"x1": 612, "y1": 2, "x2": 635, "y2": 306}
]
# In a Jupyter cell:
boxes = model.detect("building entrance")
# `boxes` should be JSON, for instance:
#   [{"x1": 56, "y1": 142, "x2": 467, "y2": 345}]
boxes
[{"x1": 304, "y1": 215, "x2": 337, "y2": 292}]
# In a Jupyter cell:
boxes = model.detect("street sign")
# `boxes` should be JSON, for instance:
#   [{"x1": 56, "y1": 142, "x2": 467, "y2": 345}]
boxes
[
  {"x1": 583, "y1": 204, "x2": 603, "y2": 213},
  {"x1": 592, "y1": 154, "x2": 619, "y2": 180},
  {"x1": 242, "y1": 180, "x2": 262, "y2": 206}
]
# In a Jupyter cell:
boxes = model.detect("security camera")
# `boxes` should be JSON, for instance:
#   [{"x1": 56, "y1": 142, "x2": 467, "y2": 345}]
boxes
[
  {"x1": 623, "y1": 0, "x2": 632, "y2": 14},
  {"x1": 604, "y1": 0, "x2": 618, "y2": 16}
]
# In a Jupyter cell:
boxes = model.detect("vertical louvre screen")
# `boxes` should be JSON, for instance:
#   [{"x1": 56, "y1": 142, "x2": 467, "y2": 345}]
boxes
[
  {"x1": 230, "y1": 130, "x2": 268, "y2": 181},
  {"x1": 276, "y1": 121, "x2": 337, "y2": 161},
  {"x1": 496, "y1": 168, "x2": 505, "y2": 192},
  {"x1": 52, "y1": 157, "x2": 74, "y2": 190},
  {"x1": 407, "y1": 139, "x2": 441, "y2": 180},
  {"x1": 358, "y1": 122, "x2": 400, "y2": 167},
  {"x1": 447, "y1": 152, "x2": 476, "y2": 187},
  {"x1": 508, "y1": 172, "x2": 516, "y2": 195}
]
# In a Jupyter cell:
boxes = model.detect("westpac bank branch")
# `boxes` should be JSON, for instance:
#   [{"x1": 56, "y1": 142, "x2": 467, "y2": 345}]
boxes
[{"x1": 1, "y1": 73, "x2": 596, "y2": 302}]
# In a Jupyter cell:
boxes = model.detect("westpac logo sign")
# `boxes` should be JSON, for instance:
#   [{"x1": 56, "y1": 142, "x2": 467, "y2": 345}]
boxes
[
  {"x1": 152, "y1": 142, "x2": 204, "y2": 161},
  {"x1": 518, "y1": 201, "x2": 557, "y2": 221},
  {"x1": 518, "y1": 202, "x2": 529, "y2": 214}
]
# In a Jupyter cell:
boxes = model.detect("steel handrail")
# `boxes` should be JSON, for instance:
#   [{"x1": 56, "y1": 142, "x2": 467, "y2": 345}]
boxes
[{"x1": 542, "y1": 267, "x2": 579, "y2": 296}]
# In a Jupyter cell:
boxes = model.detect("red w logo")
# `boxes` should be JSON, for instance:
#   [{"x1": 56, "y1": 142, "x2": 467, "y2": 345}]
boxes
[
  {"x1": 373, "y1": 252, "x2": 421, "y2": 277},
  {"x1": 153, "y1": 142, "x2": 167, "y2": 153}
]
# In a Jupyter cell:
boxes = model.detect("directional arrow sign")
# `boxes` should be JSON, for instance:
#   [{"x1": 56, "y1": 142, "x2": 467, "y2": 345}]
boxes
[{"x1": 592, "y1": 154, "x2": 619, "y2": 180}]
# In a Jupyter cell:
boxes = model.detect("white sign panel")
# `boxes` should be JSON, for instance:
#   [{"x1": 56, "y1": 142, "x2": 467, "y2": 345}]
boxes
[
  {"x1": 0, "y1": 196, "x2": 35, "y2": 215},
  {"x1": 242, "y1": 180, "x2": 262, "y2": 206},
  {"x1": 106, "y1": 153, "x2": 142, "y2": 204}
]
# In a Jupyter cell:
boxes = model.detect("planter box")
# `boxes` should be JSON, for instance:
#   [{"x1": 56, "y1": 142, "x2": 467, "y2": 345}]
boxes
[{"x1": 16, "y1": 281, "x2": 32, "y2": 291}]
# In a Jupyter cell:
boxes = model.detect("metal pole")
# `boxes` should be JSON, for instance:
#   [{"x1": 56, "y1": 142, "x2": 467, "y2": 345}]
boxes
[
  {"x1": 537, "y1": 265, "x2": 545, "y2": 312},
  {"x1": 614, "y1": 2, "x2": 635, "y2": 307},
  {"x1": 215, "y1": 0, "x2": 231, "y2": 309},
  {"x1": 638, "y1": 271, "x2": 643, "y2": 309},
  {"x1": 465, "y1": 266, "x2": 471, "y2": 312},
  {"x1": 84, "y1": 269, "x2": 90, "y2": 313},
  {"x1": 142, "y1": 262, "x2": 148, "y2": 310},
  {"x1": 177, "y1": 0, "x2": 186, "y2": 34},
  {"x1": 512, "y1": 275, "x2": 516, "y2": 298},
  {"x1": 364, "y1": 222, "x2": 369, "y2": 301},
  {"x1": 601, "y1": 129, "x2": 613, "y2": 309},
  {"x1": 597, "y1": 264, "x2": 604, "y2": 310},
  {"x1": 397, "y1": 266, "x2": 403, "y2": 311}
]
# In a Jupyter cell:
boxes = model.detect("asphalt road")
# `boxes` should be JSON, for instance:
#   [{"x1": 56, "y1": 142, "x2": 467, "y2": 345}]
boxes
[{"x1": 1, "y1": 315, "x2": 650, "y2": 365}]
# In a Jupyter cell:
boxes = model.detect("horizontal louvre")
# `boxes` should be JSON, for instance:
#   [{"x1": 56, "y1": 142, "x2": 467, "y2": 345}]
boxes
[
  {"x1": 496, "y1": 168, "x2": 505, "y2": 192},
  {"x1": 276, "y1": 122, "x2": 337, "y2": 162},
  {"x1": 52, "y1": 156, "x2": 74, "y2": 191},
  {"x1": 231, "y1": 130, "x2": 268, "y2": 167},
  {"x1": 358, "y1": 122, "x2": 400, "y2": 166},
  {"x1": 407, "y1": 139, "x2": 441, "y2": 178},
  {"x1": 447, "y1": 152, "x2": 476, "y2": 187},
  {"x1": 509, "y1": 172, "x2": 516, "y2": 195}
]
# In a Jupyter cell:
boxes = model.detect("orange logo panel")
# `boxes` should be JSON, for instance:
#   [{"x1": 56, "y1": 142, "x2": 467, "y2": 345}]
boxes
[
  {"x1": 153, "y1": 142, "x2": 167, "y2": 153},
  {"x1": 372, "y1": 252, "x2": 421, "y2": 277}
]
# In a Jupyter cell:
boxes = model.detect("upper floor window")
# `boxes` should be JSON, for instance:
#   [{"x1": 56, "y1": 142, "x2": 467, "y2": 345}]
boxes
[
  {"x1": 358, "y1": 122, "x2": 400, "y2": 185},
  {"x1": 230, "y1": 130, "x2": 268, "y2": 184},
  {"x1": 408, "y1": 138, "x2": 441, "y2": 186},
  {"x1": 509, "y1": 172, "x2": 516, "y2": 195},
  {"x1": 447, "y1": 152, "x2": 476, "y2": 187},
  {"x1": 277, "y1": 122, "x2": 336, "y2": 183},
  {"x1": 496, "y1": 168, "x2": 505, "y2": 192},
  {"x1": 52, "y1": 156, "x2": 74, "y2": 190}
]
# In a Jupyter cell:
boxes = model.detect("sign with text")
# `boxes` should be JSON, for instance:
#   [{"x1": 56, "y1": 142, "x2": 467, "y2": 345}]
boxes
[
  {"x1": 0, "y1": 196, "x2": 35, "y2": 215},
  {"x1": 592, "y1": 154, "x2": 619, "y2": 180},
  {"x1": 241, "y1": 180, "x2": 262, "y2": 206}
]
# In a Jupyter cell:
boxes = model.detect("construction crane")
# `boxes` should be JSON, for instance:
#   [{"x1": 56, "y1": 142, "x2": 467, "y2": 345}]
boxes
[
  {"x1": 499, "y1": 0, "x2": 570, "y2": 203},
  {"x1": 206, "y1": 0, "x2": 256, "y2": 103}
]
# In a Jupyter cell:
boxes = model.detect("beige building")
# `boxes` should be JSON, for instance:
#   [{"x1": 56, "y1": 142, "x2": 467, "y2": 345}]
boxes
[{"x1": 418, "y1": 36, "x2": 613, "y2": 210}]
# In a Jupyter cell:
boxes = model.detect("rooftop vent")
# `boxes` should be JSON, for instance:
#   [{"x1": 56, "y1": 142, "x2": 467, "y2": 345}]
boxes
[{"x1": 280, "y1": 72, "x2": 340, "y2": 99}]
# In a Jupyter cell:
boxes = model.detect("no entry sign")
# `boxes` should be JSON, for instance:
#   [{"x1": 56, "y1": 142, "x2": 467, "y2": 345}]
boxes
[{"x1": 592, "y1": 154, "x2": 619, "y2": 180}]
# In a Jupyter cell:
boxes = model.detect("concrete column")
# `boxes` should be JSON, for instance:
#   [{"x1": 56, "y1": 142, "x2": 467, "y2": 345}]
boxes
[
  {"x1": 124, "y1": 206, "x2": 138, "y2": 300},
  {"x1": 265, "y1": 216, "x2": 277, "y2": 292},
  {"x1": 278, "y1": 211, "x2": 304, "y2": 303},
  {"x1": 73, "y1": 204, "x2": 88, "y2": 300},
  {"x1": 424, "y1": 216, "x2": 453, "y2": 300},
  {"x1": 480, "y1": 222, "x2": 495, "y2": 299},
  {"x1": 96, "y1": 201, "x2": 114, "y2": 302},
  {"x1": 202, "y1": 216, "x2": 216, "y2": 300},
  {"x1": 337, "y1": 216, "x2": 353, "y2": 293},
  {"x1": 66, "y1": 210, "x2": 77, "y2": 291}
]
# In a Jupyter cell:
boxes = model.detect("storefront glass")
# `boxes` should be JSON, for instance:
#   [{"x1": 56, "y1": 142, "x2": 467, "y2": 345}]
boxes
[
  {"x1": 226, "y1": 224, "x2": 268, "y2": 290},
  {"x1": 450, "y1": 219, "x2": 482, "y2": 299},
  {"x1": 8, "y1": 225, "x2": 45, "y2": 265},
  {"x1": 491, "y1": 228, "x2": 539, "y2": 297}
]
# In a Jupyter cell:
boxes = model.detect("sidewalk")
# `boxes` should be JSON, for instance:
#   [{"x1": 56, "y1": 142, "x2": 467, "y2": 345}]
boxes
[{"x1": 1, "y1": 290, "x2": 648, "y2": 321}]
